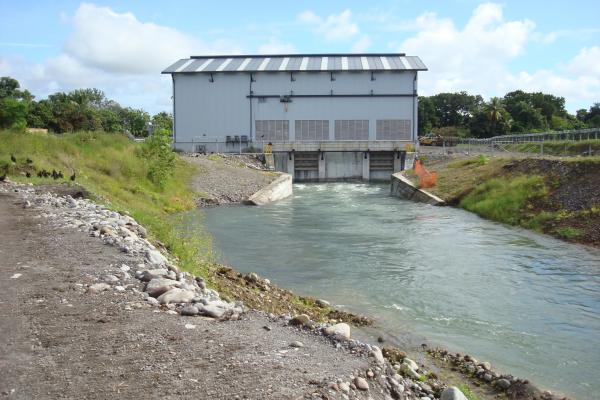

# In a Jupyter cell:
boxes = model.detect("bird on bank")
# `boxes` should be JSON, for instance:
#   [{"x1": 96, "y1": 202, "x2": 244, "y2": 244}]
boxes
[
  {"x1": 70, "y1": 172, "x2": 76, "y2": 181},
  {"x1": 10, "y1": 154, "x2": 16, "y2": 163}
]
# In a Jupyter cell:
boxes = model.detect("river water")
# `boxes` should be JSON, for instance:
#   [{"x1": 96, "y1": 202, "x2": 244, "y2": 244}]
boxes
[{"x1": 196, "y1": 183, "x2": 600, "y2": 399}]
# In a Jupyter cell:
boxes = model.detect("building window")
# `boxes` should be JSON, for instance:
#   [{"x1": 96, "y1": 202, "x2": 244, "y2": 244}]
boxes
[
  {"x1": 255, "y1": 120, "x2": 289, "y2": 142},
  {"x1": 334, "y1": 120, "x2": 369, "y2": 140},
  {"x1": 376, "y1": 119, "x2": 411, "y2": 140},
  {"x1": 295, "y1": 120, "x2": 329, "y2": 141}
]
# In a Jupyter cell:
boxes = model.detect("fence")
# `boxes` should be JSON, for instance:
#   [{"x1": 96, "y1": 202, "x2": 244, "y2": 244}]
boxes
[{"x1": 422, "y1": 128, "x2": 600, "y2": 157}]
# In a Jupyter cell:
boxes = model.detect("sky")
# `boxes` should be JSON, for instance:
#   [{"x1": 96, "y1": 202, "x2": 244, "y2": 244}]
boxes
[{"x1": 0, "y1": 0, "x2": 599, "y2": 114}]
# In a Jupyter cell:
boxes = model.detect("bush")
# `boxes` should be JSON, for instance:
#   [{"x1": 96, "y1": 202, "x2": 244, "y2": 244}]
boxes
[{"x1": 141, "y1": 128, "x2": 176, "y2": 188}]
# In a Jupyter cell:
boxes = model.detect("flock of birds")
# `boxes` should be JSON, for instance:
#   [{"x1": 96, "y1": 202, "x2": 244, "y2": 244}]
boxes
[{"x1": 0, "y1": 154, "x2": 75, "y2": 182}]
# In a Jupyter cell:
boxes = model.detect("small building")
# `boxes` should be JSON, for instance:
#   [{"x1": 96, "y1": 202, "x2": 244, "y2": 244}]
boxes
[{"x1": 162, "y1": 53, "x2": 427, "y2": 181}]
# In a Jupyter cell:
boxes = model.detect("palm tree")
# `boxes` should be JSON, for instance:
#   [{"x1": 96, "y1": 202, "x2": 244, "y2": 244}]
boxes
[{"x1": 486, "y1": 97, "x2": 503, "y2": 137}]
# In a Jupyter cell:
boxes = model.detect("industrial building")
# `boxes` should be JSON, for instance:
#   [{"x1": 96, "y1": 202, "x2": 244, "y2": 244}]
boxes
[{"x1": 162, "y1": 53, "x2": 427, "y2": 181}]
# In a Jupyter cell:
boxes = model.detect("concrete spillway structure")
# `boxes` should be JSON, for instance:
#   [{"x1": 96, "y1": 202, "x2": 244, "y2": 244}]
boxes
[{"x1": 272, "y1": 141, "x2": 415, "y2": 182}]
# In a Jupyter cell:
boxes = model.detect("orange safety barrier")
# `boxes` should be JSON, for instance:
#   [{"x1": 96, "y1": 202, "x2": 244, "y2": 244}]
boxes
[{"x1": 414, "y1": 159, "x2": 438, "y2": 188}]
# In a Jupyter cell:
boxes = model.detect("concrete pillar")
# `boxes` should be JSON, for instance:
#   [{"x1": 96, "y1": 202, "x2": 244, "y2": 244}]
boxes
[
  {"x1": 362, "y1": 152, "x2": 370, "y2": 181},
  {"x1": 318, "y1": 152, "x2": 326, "y2": 181},
  {"x1": 287, "y1": 152, "x2": 294, "y2": 176},
  {"x1": 393, "y1": 151, "x2": 402, "y2": 172}
]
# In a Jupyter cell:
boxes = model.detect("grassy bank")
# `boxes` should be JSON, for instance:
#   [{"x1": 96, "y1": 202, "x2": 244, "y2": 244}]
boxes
[
  {"x1": 0, "y1": 130, "x2": 363, "y2": 323},
  {"x1": 0, "y1": 130, "x2": 214, "y2": 276},
  {"x1": 413, "y1": 155, "x2": 600, "y2": 246}
]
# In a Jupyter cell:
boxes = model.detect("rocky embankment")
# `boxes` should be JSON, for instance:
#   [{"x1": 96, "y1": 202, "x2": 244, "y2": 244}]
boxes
[
  {"x1": 185, "y1": 154, "x2": 276, "y2": 206},
  {"x1": 1, "y1": 180, "x2": 474, "y2": 400}
]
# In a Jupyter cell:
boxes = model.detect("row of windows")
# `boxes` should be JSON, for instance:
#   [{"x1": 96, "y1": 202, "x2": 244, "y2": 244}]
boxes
[{"x1": 255, "y1": 119, "x2": 411, "y2": 141}]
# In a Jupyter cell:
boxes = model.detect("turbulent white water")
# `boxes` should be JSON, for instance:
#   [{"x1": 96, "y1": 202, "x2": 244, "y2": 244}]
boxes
[{"x1": 196, "y1": 183, "x2": 600, "y2": 399}]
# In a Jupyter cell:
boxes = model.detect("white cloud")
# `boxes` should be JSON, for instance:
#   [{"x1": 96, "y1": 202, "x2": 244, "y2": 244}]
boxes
[
  {"x1": 64, "y1": 3, "x2": 216, "y2": 74},
  {"x1": 257, "y1": 38, "x2": 296, "y2": 54},
  {"x1": 400, "y1": 2, "x2": 599, "y2": 111},
  {"x1": 3, "y1": 3, "x2": 242, "y2": 113},
  {"x1": 352, "y1": 35, "x2": 371, "y2": 52},
  {"x1": 566, "y1": 46, "x2": 600, "y2": 77},
  {"x1": 298, "y1": 9, "x2": 359, "y2": 41}
]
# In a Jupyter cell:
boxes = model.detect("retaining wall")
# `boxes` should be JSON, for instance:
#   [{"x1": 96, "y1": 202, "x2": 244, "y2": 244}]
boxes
[
  {"x1": 246, "y1": 173, "x2": 293, "y2": 206},
  {"x1": 390, "y1": 173, "x2": 445, "y2": 205}
]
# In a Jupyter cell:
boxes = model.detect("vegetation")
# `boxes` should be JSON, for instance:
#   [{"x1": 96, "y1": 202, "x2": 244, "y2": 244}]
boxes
[
  {"x1": 459, "y1": 175, "x2": 548, "y2": 225},
  {"x1": 418, "y1": 90, "x2": 598, "y2": 138},
  {"x1": 457, "y1": 384, "x2": 481, "y2": 400},
  {"x1": 0, "y1": 76, "x2": 171, "y2": 136},
  {"x1": 0, "y1": 130, "x2": 213, "y2": 278}
]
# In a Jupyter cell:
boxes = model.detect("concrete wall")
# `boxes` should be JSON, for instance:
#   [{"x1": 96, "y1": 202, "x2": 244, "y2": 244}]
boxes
[
  {"x1": 390, "y1": 173, "x2": 445, "y2": 205},
  {"x1": 273, "y1": 151, "x2": 411, "y2": 182},
  {"x1": 246, "y1": 173, "x2": 293, "y2": 205},
  {"x1": 172, "y1": 70, "x2": 418, "y2": 152}
]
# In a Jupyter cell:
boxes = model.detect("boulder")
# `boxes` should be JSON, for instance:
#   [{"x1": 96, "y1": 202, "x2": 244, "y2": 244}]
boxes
[
  {"x1": 354, "y1": 377, "x2": 369, "y2": 391},
  {"x1": 315, "y1": 299, "x2": 330, "y2": 308},
  {"x1": 495, "y1": 379, "x2": 511, "y2": 390},
  {"x1": 289, "y1": 314, "x2": 311, "y2": 327},
  {"x1": 146, "y1": 249, "x2": 167, "y2": 266},
  {"x1": 371, "y1": 345, "x2": 385, "y2": 365},
  {"x1": 440, "y1": 387, "x2": 468, "y2": 400},
  {"x1": 88, "y1": 282, "x2": 111, "y2": 293},
  {"x1": 323, "y1": 323, "x2": 351, "y2": 340},
  {"x1": 199, "y1": 303, "x2": 227, "y2": 319},
  {"x1": 402, "y1": 358, "x2": 419, "y2": 372},
  {"x1": 145, "y1": 277, "x2": 181, "y2": 297},
  {"x1": 139, "y1": 268, "x2": 169, "y2": 282},
  {"x1": 181, "y1": 305, "x2": 200, "y2": 316},
  {"x1": 157, "y1": 288, "x2": 195, "y2": 304}
]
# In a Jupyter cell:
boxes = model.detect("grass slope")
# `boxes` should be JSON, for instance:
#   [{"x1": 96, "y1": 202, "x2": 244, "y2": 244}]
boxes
[
  {"x1": 418, "y1": 155, "x2": 600, "y2": 246},
  {"x1": 0, "y1": 130, "x2": 211, "y2": 276}
]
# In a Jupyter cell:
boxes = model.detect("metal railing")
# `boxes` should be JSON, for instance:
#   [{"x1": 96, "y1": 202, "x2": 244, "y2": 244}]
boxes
[{"x1": 420, "y1": 128, "x2": 600, "y2": 157}]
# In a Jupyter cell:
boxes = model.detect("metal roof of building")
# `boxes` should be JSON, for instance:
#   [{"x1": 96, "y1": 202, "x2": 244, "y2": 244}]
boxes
[{"x1": 162, "y1": 53, "x2": 427, "y2": 74}]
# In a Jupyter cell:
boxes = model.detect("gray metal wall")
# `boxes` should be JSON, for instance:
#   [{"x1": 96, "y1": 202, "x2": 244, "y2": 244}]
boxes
[{"x1": 172, "y1": 70, "x2": 418, "y2": 152}]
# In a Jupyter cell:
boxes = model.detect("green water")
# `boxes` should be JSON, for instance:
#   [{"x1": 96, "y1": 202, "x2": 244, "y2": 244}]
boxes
[{"x1": 195, "y1": 183, "x2": 600, "y2": 399}]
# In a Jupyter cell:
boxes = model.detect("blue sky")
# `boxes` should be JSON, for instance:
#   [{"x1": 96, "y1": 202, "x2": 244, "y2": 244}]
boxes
[{"x1": 1, "y1": 1, "x2": 599, "y2": 113}]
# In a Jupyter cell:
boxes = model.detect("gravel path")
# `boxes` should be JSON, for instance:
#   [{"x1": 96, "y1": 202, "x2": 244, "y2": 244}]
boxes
[
  {"x1": 185, "y1": 155, "x2": 276, "y2": 206},
  {"x1": 0, "y1": 183, "x2": 432, "y2": 400}
]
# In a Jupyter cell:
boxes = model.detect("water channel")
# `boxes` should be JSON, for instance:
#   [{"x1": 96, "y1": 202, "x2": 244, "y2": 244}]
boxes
[{"x1": 193, "y1": 183, "x2": 600, "y2": 399}]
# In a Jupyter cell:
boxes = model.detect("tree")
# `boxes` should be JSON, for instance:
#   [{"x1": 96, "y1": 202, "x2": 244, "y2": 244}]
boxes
[
  {"x1": 417, "y1": 97, "x2": 438, "y2": 135},
  {"x1": 503, "y1": 90, "x2": 567, "y2": 127},
  {"x1": 0, "y1": 97, "x2": 28, "y2": 129},
  {"x1": 120, "y1": 108, "x2": 150, "y2": 137},
  {"x1": 486, "y1": 97, "x2": 504, "y2": 137},
  {"x1": 584, "y1": 103, "x2": 600, "y2": 127},
  {"x1": 27, "y1": 100, "x2": 54, "y2": 128},
  {"x1": 576, "y1": 109, "x2": 588, "y2": 122},
  {"x1": 508, "y1": 101, "x2": 546, "y2": 133},
  {"x1": 0, "y1": 76, "x2": 33, "y2": 102},
  {"x1": 151, "y1": 111, "x2": 173, "y2": 133},
  {"x1": 470, "y1": 98, "x2": 511, "y2": 138}
]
